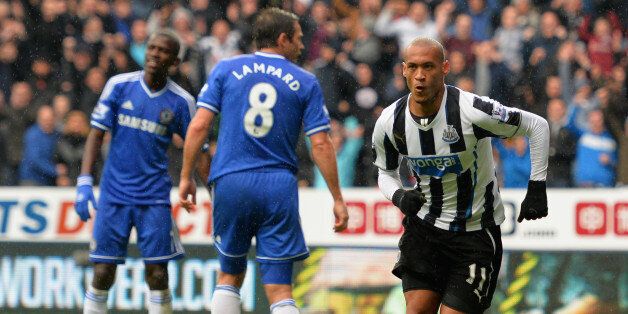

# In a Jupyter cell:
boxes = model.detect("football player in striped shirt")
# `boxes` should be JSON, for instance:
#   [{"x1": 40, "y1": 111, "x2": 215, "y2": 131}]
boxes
[
  {"x1": 74, "y1": 30, "x2": 195, "y2": 314},
  {"x1": 372, "y1": 37, "x2": 549, "y2": 313}
]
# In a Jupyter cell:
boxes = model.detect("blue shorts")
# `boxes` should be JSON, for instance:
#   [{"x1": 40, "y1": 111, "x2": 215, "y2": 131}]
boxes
[
  {"x1": 212, "y1": 170, "x2": 309, "y2": 273},
  {"x1": 89, "y1": 198, "x2": 185, "y2": 264}
]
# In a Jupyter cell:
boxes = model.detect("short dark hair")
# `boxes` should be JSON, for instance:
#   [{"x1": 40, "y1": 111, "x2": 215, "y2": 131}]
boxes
[
  {"x1": 149, "y1": 28, "x2": 181, "y2": 57},
  {"x1": 253, "y1": 8, "x2": 299, "y2": 49}
]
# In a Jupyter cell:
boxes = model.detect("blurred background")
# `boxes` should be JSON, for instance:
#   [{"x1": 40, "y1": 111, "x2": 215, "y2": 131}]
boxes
[{"x1": 0, "y1": 0, "x2": 626, "y2": 313}]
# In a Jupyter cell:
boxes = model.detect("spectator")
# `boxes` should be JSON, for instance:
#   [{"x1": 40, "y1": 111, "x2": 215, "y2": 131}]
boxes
[
  {"x1": 313, "y1": 43, "x2": 357, "y2": 119},
  {"x1": 445, "y1": 50, "x2": 473, "y2": 87},
  {"x1": 52, "y1": 94, "x2": 71, "y2": 129},
  {"x1": 473, "y1": 41, "x2": 512, "y2": 103},
  {"x1": 523, "y1": 11, "x2": 566, "y2": 84},
  {"x1": 466, "y1": 0, "x2": 499, "y2": 41},
  {"x1": 444, "y1": 14, "x2": 475, "y2": 65},
  {"x1": 348, "y1": 21, "x2": 382, "y2": 66},
  {"x1": 0, "y1": 82, "x2": 37, "y2": 185},
  {"x1": 580, "y1": 17, "x2": 623, "y2": 77},
  {"x1": 198, "y1": 19, "x2": 241, "y2": 77},
  {"x1": 493, "y1": 137, "x2": 531, "y2": 188},
  {"x1": 383, "y1": 63, "x2": 407, "y2": 104},
  {"x1": 568, "y1": 109, "x2": 617, "y2": 187},
  {"x1": 19, "y1": 106, "x2": 62, "y2": 186},
  {"x1": 111, "y1": 0, "x2": 136, "y2": 42},
  {"x1": 28, "y1": 56, "x2": 57, "y2": 108},
  {"x1": 129, "y1": 19, "x2": 148, "y2": 67},
  {"x1": 78, "y1": 67, "x2": 106, "y2": 115},
  {"x1": 494, "y1": 5, "x2": 523, "y2": 73},
  {"x1": 374, "y1": 0, "x2": 439, "y2": 53},
  {"x1": 455, "y1": 76, "x2": 475, "y2": 93},
  {"x1": 0, "y1": 40, "x2": 19, "y2": 98},
  {"x1": 546, "y1": 99, "x2": 576, "y2": 187},
  {"x1": 313, "y1": 117, "x2": 364, "y2": 188},
  {"x1": 55, "y1": 110, "x2": 90, "y2": 185},
  {"x1": 353, "y1": 63, "x2": 383, "y2": 121}
]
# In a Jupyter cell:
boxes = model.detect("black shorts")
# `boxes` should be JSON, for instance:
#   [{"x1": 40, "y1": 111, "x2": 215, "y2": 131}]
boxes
[{"x1": 393, "y1": 217, "x2": 502, "y2": 313}]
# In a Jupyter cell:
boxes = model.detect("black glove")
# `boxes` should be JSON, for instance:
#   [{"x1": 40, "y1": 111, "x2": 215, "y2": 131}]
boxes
[
  {"x1": 392, "y1": 189, "x2": 426, "y2": 217},
  {"x1": 518, "y1": 180, "x2": 548, "y2": 222}
]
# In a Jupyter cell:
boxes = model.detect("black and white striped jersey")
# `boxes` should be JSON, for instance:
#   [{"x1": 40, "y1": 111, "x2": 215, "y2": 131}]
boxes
[{"x1": 373, "y1": 85, "x2": 549, "y2": 232}]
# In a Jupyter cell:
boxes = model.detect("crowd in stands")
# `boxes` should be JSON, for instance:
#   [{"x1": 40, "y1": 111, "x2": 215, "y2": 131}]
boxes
[{"x1": 0, "y1": 0, "x2": 625, "y2": 188}]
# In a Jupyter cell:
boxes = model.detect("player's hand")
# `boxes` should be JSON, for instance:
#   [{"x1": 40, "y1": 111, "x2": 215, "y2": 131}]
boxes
[
  {"x1": 518, "y1": 180, "x2": 548, "y2": 222},
  {"x1": 332, "y1": 199, "x2": 349, "y2": 232},
  {"x1": 178, "y1": 177, "x2": 197, "y2": 212},
  {"x1": 392, "y1": 189, "x2": 426, "y2": 217},
  {"x1": 75, "y1": 175, "x2": 97, "y2": 222}
]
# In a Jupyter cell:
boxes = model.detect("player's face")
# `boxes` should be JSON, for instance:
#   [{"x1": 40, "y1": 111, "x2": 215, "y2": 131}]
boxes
[
  {"x1": 144, "y1": 35, "x2": 179, "y2": 75},
  {"x1": 285, "y1": 22, "x2": 304, "y2": 62},
  {"x1": 403, "y1": 44, "x2": 449, "y2": 106}
]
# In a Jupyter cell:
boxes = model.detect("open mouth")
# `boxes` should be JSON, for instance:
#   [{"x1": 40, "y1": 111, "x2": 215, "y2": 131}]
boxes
[{"x1": 146, "y1": 59, "x2": 159, "y2": 68}]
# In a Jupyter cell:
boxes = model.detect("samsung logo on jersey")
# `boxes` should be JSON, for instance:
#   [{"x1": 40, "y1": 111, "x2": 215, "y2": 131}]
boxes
[
  {"x1": 407, "y1": 155, "x2": 463, "y2": 177},
  {"x1": 232, "y1": 63, "x2": 301, "y2": 91},
  {"x1": 118, "y1": 113, "x2": 167, "y2": 136}
]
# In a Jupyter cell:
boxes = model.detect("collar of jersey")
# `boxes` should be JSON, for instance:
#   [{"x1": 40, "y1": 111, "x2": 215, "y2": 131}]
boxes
[
  {"x1": 139, "y1": 71, "x2": 171, "y2": 98},
  {"x1": 255, "y1": 51, "x2": 286, "y2": 59},
  {"x1": 407, "y1": 87, "x2": 447, "y2": 130}
]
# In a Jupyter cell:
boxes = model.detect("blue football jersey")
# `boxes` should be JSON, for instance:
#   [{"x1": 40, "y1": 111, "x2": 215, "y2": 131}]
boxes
[
  {"x1": 197, "y1": 52, "x2": 330, "y2": 182},
  {"x1": 91, "y1": 71, "x2": 195, "y2": 205}
]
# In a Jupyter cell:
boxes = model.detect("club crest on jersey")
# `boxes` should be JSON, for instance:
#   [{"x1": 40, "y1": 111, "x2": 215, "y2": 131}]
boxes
[
  {"x1": 159, "y1": 109, "x2": 174, "y2": 125},
  {"x1": 442, "y1": 125, "x2": 460, "y2": 143}
]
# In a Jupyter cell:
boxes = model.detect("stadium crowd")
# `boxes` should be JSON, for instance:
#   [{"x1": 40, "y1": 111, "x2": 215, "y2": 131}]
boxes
[{"x1": 0, "y1": 0, "x2": 625, "y2": 188}]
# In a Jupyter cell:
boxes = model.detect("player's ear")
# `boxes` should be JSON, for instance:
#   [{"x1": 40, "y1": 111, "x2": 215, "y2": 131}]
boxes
[
  {"x1": 442, "y1": 59, "x2": 450, "y2": 76},
  {"x1": 402, "y1": 62, "x2": 408, "y2": 78},
  {"x1": 277, "y1": 32, "x2": 290, "y2": 48}
]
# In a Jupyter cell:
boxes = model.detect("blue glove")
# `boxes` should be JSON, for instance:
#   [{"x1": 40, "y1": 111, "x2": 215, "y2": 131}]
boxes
[{"x1": 75, "y1": 175, "x2": 96, "y2": 221}]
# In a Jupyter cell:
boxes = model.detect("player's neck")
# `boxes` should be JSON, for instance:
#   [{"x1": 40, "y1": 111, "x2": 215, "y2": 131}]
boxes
[
  {"x1": 409, "y1": 85, "x2": 445, "y2": 117},
  {"x1": 143, "y1": 72, "x2": 168, "y2": 92},
  {"x1": 259, "y1": 47, "x2": 285, "y2": 58}
]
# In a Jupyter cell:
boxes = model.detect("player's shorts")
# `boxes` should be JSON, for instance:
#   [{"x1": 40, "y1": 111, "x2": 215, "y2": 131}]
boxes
[
  {"x1": 212, "y1": 170, "x2": 309, "y2": 273},
  {"x1": 89, "y1": 198, "x2": 184, "y2": 264},
  {"x1": 393, "y1": 216, "x2": 502, "y2": 313}
]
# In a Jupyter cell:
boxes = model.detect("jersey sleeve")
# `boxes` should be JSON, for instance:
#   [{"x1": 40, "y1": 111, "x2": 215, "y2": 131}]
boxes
[
  {"x1": 468, "y1": 96, "x2": 522, "y2": 138},
  {"x1": 90, "y1": 78, "x2": 120, "y2": 131},
  {"x1": 302, "y1": 80, "x2": 331, "y2": 136},
  {"x1": 196, "y1": 62, "x2": 224, "y2": 113},
  {"x1": 470, "y1": 95, "x2": 549, "y2": 181},
  {"x1": 175, "y1": 95, "x2": 196, "y2": 138},
  {"x1": 372, "y1": 116, "x2": 400, "y2": 171}
]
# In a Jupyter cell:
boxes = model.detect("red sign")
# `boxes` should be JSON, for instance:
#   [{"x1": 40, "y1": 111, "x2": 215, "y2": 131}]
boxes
[
  {"x1": 575, "y1": 203, "x2": 607, "y2": 235},
  {"x1": 343, "y1": 201, "x2": 367, "y2": 234},
  {"x1": 614, "y1": 203, "x2": 628, "y2": 236},
  {"x1": 373, "y1": 201, "x2": 403, "y2": 235}
]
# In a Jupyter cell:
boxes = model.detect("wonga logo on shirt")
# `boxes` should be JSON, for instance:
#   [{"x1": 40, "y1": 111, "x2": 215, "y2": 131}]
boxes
[{"x1": 406, "y1": 155, "x2": 463, "y2": 177}]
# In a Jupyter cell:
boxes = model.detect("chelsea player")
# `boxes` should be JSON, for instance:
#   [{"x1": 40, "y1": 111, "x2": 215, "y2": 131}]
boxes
[
  {"x1": 74, "y1": 30, "x2": 195, "y2": 314},
  {"x1": 178, "y1": 8, "x2": 349, "y2": 314}
]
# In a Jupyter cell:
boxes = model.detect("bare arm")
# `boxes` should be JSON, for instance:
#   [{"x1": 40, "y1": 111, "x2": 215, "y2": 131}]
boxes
[
  {"x1": 309, "y1": 131, "x2": 348, "y2": 232},
  {"x1": 310, "y1": 132, "x2": 342, "y2": 200},
  {"x1": 179, "y1": 108, "x2": 215, "y2": 210},
  {"x1": 80, "y1": 128, "x2": 106, "y2": 176}
]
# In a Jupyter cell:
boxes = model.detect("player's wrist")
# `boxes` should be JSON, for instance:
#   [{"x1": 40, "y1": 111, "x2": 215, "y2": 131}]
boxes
[
  {"x1": 527, "y1": 180, "x2": 546, "y2": 193},
  {"x1": 77, "y1": 175, "x2": 93, "y2": 187},
  {"x1": 392, "y1": 189, "x2": 405, "y2": 208}
]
